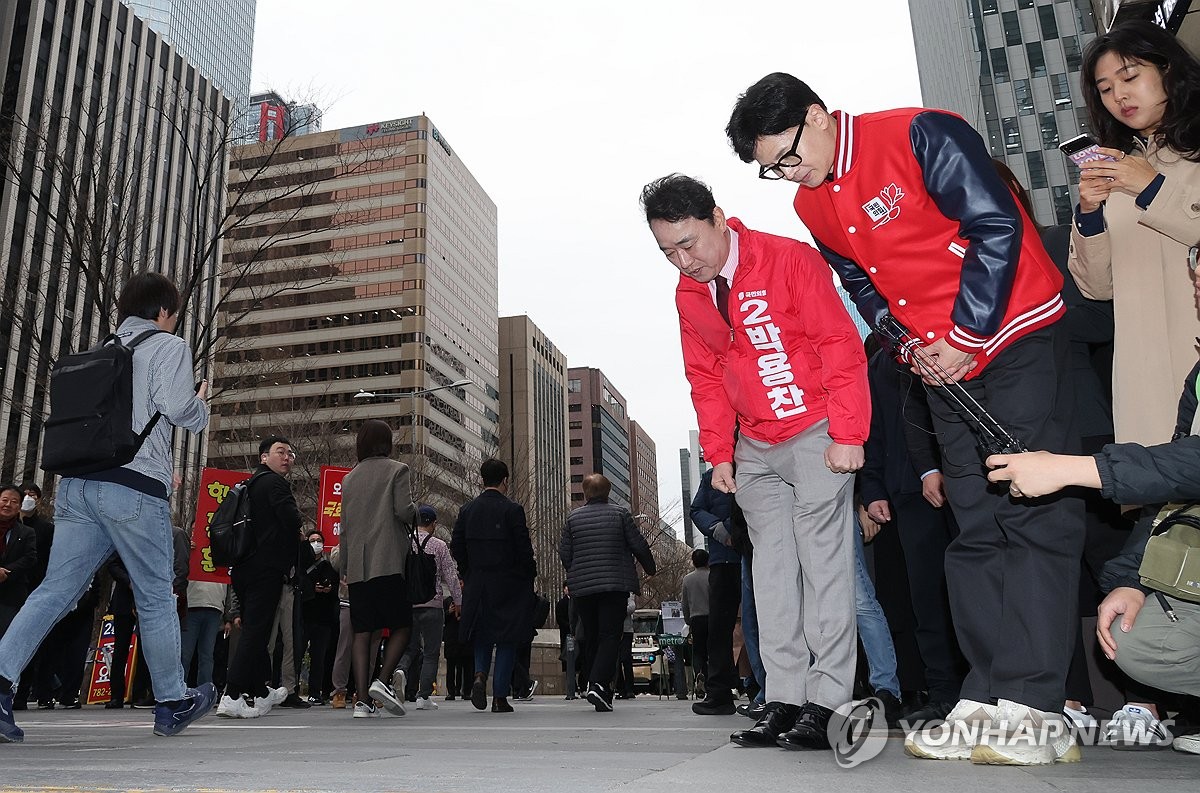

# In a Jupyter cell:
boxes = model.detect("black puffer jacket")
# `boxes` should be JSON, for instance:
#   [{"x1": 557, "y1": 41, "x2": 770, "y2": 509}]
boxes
[
  {"x1": 559, "y1": 498, "x2": 656, "y2": 598},
  {"x1": 1100, "y1": 359, "x2": 1200, "y2": 594}
]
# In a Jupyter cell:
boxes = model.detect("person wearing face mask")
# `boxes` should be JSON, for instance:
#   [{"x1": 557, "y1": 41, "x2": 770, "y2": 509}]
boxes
[
  {"x1": 0, "y1": 486, "x2": 37, "y2": 642},
  {"x1": 297, "y1": 531, "x2": 338, "y2": 705},
  {"x1": 12, "y1": 484, "x2": 53, "y2": 710}
]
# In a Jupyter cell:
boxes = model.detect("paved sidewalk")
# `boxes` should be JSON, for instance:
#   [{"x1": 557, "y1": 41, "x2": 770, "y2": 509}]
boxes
[{"x1": 0, "y1": 696, "x2": 1194, "y2": 792}]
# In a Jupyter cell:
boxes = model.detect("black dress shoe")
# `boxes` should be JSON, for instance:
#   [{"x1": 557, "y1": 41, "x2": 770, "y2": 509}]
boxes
[
  {"x1": 692, "y1": 695, "x2": 736, "y2": 716},
  {"x1": 105, "y1": 700, "x2": 125, "y2": 710},
  {"x1": 902, "y1": 699, "x2": 956, "y2": 728},
  {"x1": 280, "y1": 692, "x2": 311, "y2": 709},
  {"x1": 874, "y1": 690, "x2": 904, "y2": 728},
  {"x1": 777, "y1": 702, "x2": 835, "y2": 750},
  {"x1": 730, "y1": 702, "x2": 800, "y2": 747},
  {"x1": 586, "y1": 683, "x2": 613, "y2": 712},
  {"x1": 59, "y1": 699, "x2": 81, "y2": 710},
  {"x1": 491, "y1": 696, "x2": 513, "y2": 713},
  {"x1": 471, "y1": 674, "x2": 488, "y2": 711}
]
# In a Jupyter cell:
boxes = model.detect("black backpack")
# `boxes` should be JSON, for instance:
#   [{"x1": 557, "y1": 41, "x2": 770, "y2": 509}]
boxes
[
  {"x1": 208, "y1": 471, "x2": 267, "y2": 568},
  {"x1": 405, "y1": 530, "x2": 438, "y2": 604},
  {"x1": 40, "y1": 329, "x2": 167, "y2": 476}
]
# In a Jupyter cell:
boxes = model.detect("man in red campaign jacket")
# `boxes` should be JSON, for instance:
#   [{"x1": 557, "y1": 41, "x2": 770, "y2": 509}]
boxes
[
  {"x1": 728, "y1": 74, "x2": 1084, "y2": 767},
  {"x1": 640, "y1": 174, "x2": 870, "y2": 752}
]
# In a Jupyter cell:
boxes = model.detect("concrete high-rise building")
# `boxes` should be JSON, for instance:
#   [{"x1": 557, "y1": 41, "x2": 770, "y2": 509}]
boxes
[
  {"x1": 498, "y1": 314, "x2": 570, "y2": 599},
  {"x1": 246, "y1": 90, "x2": 322, "y2": 142},
  {"x1": 209, "y1": 114, "x2": 499, "y2": 517},
  {"x1": 567, "y1": 367, "x2": 633, "y2": 510},
  {"x1": 677, "y1": 430, "x2": 704, "y2": 548},
  {"x1": 908, "y1": 0, "x2": 1099, "y2": 225},
  {"x1": 1088, "y1": 0, "x2": 1199, "y2": 52},
  {"x1": 123, "y1": 0, "x2": 256, "y2": 107},
  {"x1": 0, "y1": 0, "x2": 229, "y2": 491},
  {"x1": 628, "y1": 420, "x2": 660, "y2": 525}
]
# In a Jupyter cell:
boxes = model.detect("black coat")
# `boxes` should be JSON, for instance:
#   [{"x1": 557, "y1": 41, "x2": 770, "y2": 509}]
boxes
[
  {"x1": 559, "y1": 498, "x2": 656, "y2": 598},
  {"x1": 861, "y1": 349, "x2": 941, "y2": 504},
  {"x1": 451, "y1": 489, "x2": 536, "y2": 644},
  {"x1": 244, "y1": 465, "x2": 304, "y2": 575},
  {"x1": 0, "y1": 520, "x2": 38, "y2": 607}
]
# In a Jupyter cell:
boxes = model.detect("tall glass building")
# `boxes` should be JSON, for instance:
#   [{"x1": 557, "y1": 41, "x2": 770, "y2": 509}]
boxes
[
  {"x1": 908, "y1": 0, "x2": 1099, "y2": 225},
  {"x1": 122, "y1": 0, "x2": 256, "y2": 106}
]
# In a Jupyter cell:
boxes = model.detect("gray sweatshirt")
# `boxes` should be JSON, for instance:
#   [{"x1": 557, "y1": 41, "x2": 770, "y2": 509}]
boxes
[{"x1": 111, "y1": 316, "x2": 209, "y2": 491}]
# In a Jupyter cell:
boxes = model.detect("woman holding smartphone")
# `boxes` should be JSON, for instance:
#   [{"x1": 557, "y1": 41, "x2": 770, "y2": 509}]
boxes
[{"x1": 1069, "y1": 20, "x2": 1200, "y2": 450}]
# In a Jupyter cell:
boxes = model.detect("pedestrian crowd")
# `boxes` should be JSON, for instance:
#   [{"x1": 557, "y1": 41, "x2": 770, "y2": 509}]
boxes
[{"x1": 0, "y1": 20, "x2": 1197, "y2": 773}]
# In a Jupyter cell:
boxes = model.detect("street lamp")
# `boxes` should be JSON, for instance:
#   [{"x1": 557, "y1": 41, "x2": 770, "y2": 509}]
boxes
[{"x1": 353, "y1": 378, "x2": 472, "y2": 451}]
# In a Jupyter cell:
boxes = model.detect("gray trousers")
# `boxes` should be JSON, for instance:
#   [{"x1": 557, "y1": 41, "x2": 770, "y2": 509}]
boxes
[
  {"x1": 332, "y1": 604, "x2": 352, "y2": 692},
  {"x1": 268, "y1": 585, "x2": 297, "y2": 691},
  {"x1": 735, "y1": 420, "x2": 857, "y2": 709},
  {"x1": 1113, "y1": 595, "x2": 1199, "y2": 698},
  {"x1": 398, "y1": 606, "x2": 445, "y2": 698}
]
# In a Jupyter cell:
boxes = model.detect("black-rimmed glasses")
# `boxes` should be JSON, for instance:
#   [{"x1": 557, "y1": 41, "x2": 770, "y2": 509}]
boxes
[{"x1": 758, "y1": 125, "x2": 804, "y2": 180}]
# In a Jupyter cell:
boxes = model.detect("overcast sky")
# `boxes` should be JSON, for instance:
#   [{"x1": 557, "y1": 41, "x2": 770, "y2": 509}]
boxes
[{"x1": 249, "y1": 0, "x2": 925, "y2": 533}]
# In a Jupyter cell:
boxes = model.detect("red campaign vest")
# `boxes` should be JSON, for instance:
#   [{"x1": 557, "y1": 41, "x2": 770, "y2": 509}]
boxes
[{"x1": 793, "y1": 108, "x2": 1064, "y2": 376}]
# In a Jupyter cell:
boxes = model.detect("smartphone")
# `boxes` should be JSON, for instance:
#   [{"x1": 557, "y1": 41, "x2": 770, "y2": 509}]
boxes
[{"x1": 1059, "y1": 134, "x2": 1117, "y2": 168}]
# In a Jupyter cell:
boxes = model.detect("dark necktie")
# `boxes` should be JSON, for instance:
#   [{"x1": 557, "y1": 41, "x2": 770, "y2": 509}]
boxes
[{"x1": 714, "y1": 276, "x2": 731, "y2": 327}]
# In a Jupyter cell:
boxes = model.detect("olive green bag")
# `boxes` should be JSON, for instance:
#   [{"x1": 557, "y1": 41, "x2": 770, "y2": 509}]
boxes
[{"x1": 1140, "y1": 503, "x2": 1200, "y2": 604}]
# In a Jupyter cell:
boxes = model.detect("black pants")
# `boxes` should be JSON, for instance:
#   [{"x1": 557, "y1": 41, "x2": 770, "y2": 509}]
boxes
[
  {"x1": 927, "y1": 326, "x2": 1084, "y2": 713},
  {"x1": 227, "y1": 568, "x2": 284, "y2": 699},
  {"x1": 706, "y1": 562, "x2": 741, "y2": 699},
  {"x1": 615, "y1": 632, "x2": 634, "y2": 695},
  {"x1": 511, "y1": 638, "x2": 534, "y2": 695},
  {"x1": 301, "y1": 619, "x2": 333, "y2": 698},
  {"x1": 575, "y1": 591, "x2": 627, "y2": 688},
  {"x1": 446, "y1": 655, "x2": 471, "y2": 697},
  {"x1": 689, "y1": 616, "x2": 709, "y2": 685}
]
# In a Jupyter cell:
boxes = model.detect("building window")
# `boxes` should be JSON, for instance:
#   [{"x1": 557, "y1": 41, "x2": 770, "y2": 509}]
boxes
[
  {"x1": 990, "y1": 48, "x2": 1010, "y2": 83},
  {"x1": 570, "y1": 474, "x2": 583, "y2": 483},
  {"x1": 1018, "y1": 0, "x2": 1034, "y2": 7},
  {"x1": 569, "y1": 420, "x2": 582, "y2": 430},
  {"x1": 1026, "y1": 149, "x2": 1049, "y2": 190},
  {"x1": 567, "y1": 378, "x2": 581, "y2": 393},
  {"x1": 985, "y1": 115, "x2": 1004, "y2": 157},
  {"x1": 1063, "y1": 35, "x2": 1082, "y2": 71},
  {"x1": 1026, "y1": 41, "x2": 1047, "y2": 78},
  {"x1": 1038, "y1": 4, "x2": 1059, "y2": 39},
  {"x1": 1013, "y1": 79, "x2": 1034, "y2": 116},
  {"x1": 569, "y1": 438, "x2": 583, "y2": 448},
  {"x1": 570, "y1": 456, "x2": 583, "y2": 465},
  {"x1": 1051, "y1": 185, "x2": 1072, "y2": 225},
  {"x1": 569, "y1": 403, "x2": 581, "y2": 412},
  {"x1": 1050, "y1": 73, "x2": 1071, "y2": 107},
  {"x1": 1039, "y1": 111, "x2": 1059, "y2": 149},
  {"x1": 1002, "y1": 11, "x2": 1022, "y2": 46},
  {"x1": 982, "y1": 0, "x2": 998, "y2": 14},
  {"x1": 1002, "y1": 116, "x2": 1022, "y2": 152}
]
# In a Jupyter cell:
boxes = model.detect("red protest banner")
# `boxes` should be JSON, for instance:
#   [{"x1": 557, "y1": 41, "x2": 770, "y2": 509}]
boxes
[
  {"x1": 189, "y1": 467, "x2": 248, "y2": 584},
  {"x1": 85, "y1": 614, "x2": 138, "y2": 705},
  {"x1": 317, "y1": 465, "x2": 351, "y2": 547}
]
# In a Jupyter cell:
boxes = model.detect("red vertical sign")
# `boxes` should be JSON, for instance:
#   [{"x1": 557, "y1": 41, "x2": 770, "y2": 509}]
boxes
[
  {"x1": 189, "y1": 467, "x2": 248, "y2": 584},
  {"x1": 317, "y1": 465, "x2": 351, "y2": 547}
]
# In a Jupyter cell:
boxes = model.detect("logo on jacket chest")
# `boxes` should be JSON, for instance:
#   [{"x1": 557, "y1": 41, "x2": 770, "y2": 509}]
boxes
[{"x1": 861, "y1": 183, "x2": 905, "y2": 230}]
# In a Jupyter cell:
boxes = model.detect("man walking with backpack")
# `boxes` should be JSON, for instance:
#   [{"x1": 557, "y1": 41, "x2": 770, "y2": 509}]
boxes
[
  {"x1": 217, "y1": 436, "x2": 304, "y2": 719},
  {"x1": 0, "y1": 273, "x2": 214, "y2": 742}
]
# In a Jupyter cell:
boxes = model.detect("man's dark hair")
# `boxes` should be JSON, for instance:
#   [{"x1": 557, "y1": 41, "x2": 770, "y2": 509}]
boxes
[
  {"x1": 691, "y1": 548, "x2": 709, "y2": 568},
  {"x1": 640, "y1": 174, "x2": 717, "y2": 225},
  {"x1": 480, "y1": 458, "x2": 508, "y2": 487},
  {"x1": 582, "y1": 473, "x2": 611, "y2": 501},
  {"x1": 116, "y1": 272, "x2": 181, "y2": 324},
  {"x1": 0, "y1": 484, "x2": 23, "y2": 501},
  {"x1": 19, "y1": 482, "x2": 41, "y2": 498},
  {"x1": 259, "y1": 435, "x2": 292, "y2": 456},
  {"x1": 726, "y1": 72, "x2": 827, "y2": 163},
  {"x1": 1081, "y1": 19, "x2": 1200, "y2": 160},
  {"x1": 355, "y1": 420, "x2": 393, "y2": 462},
  {"x1": 307, "y1": 530, "x2": 324, "y2": 542}
]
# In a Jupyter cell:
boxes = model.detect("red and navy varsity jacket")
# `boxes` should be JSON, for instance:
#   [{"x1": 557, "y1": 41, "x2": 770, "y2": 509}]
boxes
[
  {"x1": 678, "y1": 218, "x2": 871, "y2": 467},
  {"x1": 794, "y1": 108, "x2": 1065, "y2": 377}
]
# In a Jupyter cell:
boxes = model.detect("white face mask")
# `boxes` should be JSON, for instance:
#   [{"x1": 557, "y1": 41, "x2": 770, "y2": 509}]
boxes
[
  {"x1": 20, "y1": 496, "x2": 36, "y2": 512},
  {"x1": 310, "y1": 541, "x2": 324, "y2": 555}
]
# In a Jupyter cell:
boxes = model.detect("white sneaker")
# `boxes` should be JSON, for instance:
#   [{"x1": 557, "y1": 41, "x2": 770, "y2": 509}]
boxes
[
  {"x1": 1064, "y1": 704, "x2": 1098, "y2": 731},
  {"x1": 905, "y1": 699, "x2": 998, "y2": 760},
  {"x1": 415, "y1": 697, "x2": 439, "y2": 711},
  {"x1": 352, "y1": 700, "x2": 379, "y2": 718},
  {"x1": 1172, "y1": 734, "x2": 1200, "y2": 755},
  {"x1": 1105, "y1": 705, "x2": 1172, "y2": 750},
  {"x1": 266, "y1": 686, "x2": 289, "y2": 707},
  {"x1": 391, "y1": 668, "x2": 407, "y2": 702},
  {"x1": 971, "y1": 699, "x2": 1081, "y2": 766},
  {"x1": 369, "y1": 679, "x2": 406, "y2": 716},
  {"x1": 216, "y1": 694, "x2": 260, "y2": 719}
]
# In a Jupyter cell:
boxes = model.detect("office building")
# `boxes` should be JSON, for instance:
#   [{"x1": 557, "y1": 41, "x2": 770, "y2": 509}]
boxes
[
  {"x1": 678, "y1": 430, "x2": 704, "y2": 548},
  {"x1": 628, "y1": 419, "x2": 660, "y2": 525},
  {"x1": 247, "y1": 90, "x2": 322, "y2": 142},
  {"x1": 908, "y1": 0, "x2": 1099, "y2": 224},
  {"x1": 567, "y1": 367, "x2": 633, "y2": 510},
  {"x1": 498, "y1": 314, "x2": 570, "y2": 599},
  {"x1": 208, "y1": 114, "x2": 500, "y2": 517},
  {"x1": 123, "y1": 0, "x2": 256, "y2": 106},
  {"x1": 0, "y1": 0, "x2": 229, "y2": 492}
]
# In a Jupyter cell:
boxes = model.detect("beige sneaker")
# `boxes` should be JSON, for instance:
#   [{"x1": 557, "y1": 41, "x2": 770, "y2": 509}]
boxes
[
  {"x1": 905, "y1": 699, "x2": 998, "y2": 760},
  {"x1": 1172, "y1": 734, "x2": 1200, "y2": 755},
  {"x1": 970, "y1": 699, "x2": 1081, "y2": 766}
]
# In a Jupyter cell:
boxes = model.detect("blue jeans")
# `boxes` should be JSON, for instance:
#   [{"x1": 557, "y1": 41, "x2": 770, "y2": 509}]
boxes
[
  {"x1": 474, "y1": 641, "x2": 516, "y2": 698},
  {"x1": 740, "y1": 554, "x2": 766, "y2": 704},
  {"x1": 0, "y1": 479, "x2": 186, "y2": 701},
  {"x1": 181, "y1": 608, "x2": 222, "y2": 686},
  {"x1": 855, "y1": 523, "x2": 900, "y2": 698}
]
